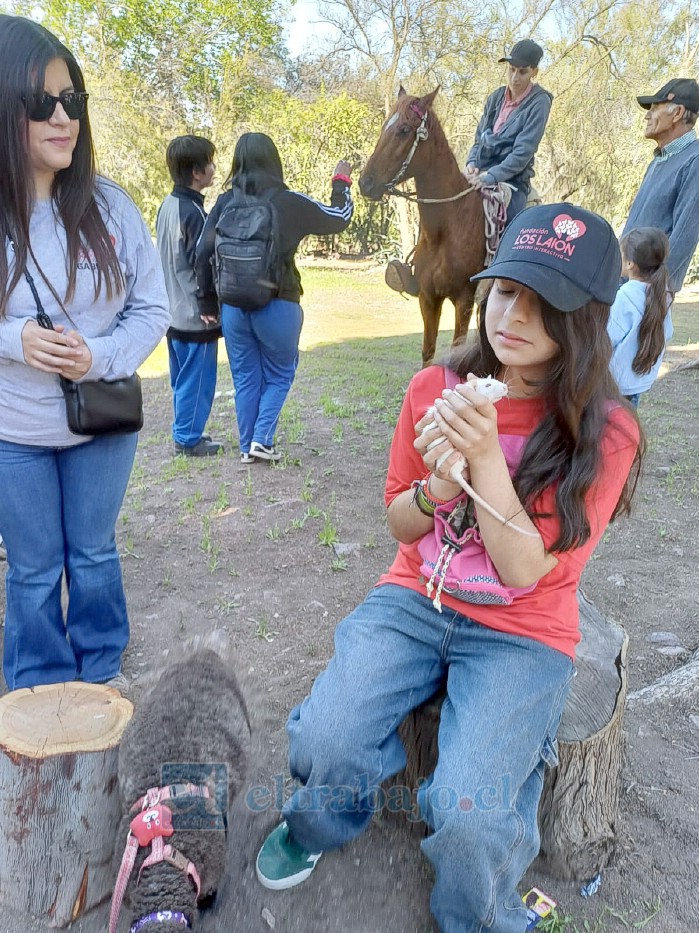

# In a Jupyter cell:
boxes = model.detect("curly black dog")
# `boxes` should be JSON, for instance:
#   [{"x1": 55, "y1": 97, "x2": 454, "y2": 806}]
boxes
[{"x1": 111, "y1": 638, "x2": 251, "y2": 932}]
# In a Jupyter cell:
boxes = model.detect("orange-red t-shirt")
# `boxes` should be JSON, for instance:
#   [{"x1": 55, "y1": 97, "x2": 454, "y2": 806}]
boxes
[{"x1": 378, "y1": 366, "x2": 639, "y2": 659}]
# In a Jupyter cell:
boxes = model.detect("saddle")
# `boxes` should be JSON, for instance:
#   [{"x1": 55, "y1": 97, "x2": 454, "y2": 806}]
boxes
[{"x1": 384, "y1": 182, "x2": 513, "y2": 297}]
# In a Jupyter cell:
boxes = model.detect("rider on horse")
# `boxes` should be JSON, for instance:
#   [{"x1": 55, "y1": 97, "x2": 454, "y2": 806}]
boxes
[{"x1": 465, "y1": 39, "x2": 552, "y2": 225}]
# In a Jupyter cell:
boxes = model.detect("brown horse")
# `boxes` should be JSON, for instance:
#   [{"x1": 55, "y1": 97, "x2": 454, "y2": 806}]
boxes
[{"x1": 360, "y1": 87, "x2": 487, "y2": 365}]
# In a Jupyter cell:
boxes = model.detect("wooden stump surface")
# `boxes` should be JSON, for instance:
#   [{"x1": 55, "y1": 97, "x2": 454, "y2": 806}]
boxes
[{"x1": 0, "y1": 682, "x2": 132, "y2": 927}]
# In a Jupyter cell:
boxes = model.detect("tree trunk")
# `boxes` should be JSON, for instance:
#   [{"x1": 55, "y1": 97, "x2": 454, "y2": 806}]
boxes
[
  {"x1": 389, "y1": 591, "x2": 628, "y2": 881},
  {"x1": 535, "y1": 591, "x2": 628, "y2": 880},
  {"x1": 0, "y1": 682, "x2": 133, "y2": 927}
]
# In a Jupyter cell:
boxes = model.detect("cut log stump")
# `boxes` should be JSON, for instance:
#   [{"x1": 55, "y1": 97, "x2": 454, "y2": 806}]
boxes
[
  {"x1": 0, "y1": 681, "x2": 133, "y2": 927},
  {"x1": 389, "y1": 591, "x2": 628, "y2": 881}
]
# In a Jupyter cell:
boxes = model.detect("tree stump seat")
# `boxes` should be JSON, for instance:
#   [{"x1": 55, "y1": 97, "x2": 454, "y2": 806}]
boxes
[
  {"x1": 389, "y1": 590, "x2": 629, "y2": 881},
  {"x1": 0, "y1": 681, "x2": 133, "y2": 927}
]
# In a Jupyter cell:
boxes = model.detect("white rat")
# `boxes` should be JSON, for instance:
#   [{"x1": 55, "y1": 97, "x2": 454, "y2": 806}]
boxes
[{"x1": 421, "y1": 376, "x2": 539, "y2": 538}]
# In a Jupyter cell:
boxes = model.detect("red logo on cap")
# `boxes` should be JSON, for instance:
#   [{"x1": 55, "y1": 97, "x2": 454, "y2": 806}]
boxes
[{"x1": 552, "y1": 214, "x2": 587, "y2": 241}]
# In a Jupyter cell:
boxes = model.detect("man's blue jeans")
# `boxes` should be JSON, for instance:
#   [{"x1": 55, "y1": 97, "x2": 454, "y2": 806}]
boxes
[
  {"x1": 221, "y1": 299, "x2": 303, "y2": 452},
  {"x1": 0, "y1": 433, "x2": 138, "y2": 690},
  {"x1": 283, "y1": 584, "x2": 574, "y2": 933}
]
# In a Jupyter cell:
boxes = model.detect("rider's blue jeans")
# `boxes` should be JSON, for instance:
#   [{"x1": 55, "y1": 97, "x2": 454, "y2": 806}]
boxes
[
  {"x1": 283, "y1": 583, "x2": 573, "y2": 933},
  {"x1": 0, "y1": 433, "x2": 138, "y2": 689}
]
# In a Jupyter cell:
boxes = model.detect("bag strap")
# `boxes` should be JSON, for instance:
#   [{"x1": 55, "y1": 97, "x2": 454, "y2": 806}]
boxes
[
  {"x1": 22, "y1": 266, "x2": 55, "y2": 331},
  {"x1": 9, "y1": 237, "x2": 55, "y2": 331}
]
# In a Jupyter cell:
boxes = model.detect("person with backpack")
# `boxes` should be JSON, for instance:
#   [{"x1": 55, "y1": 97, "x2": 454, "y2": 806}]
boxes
[{"x1": 195, "y1": 133, "x2": 353, "y2": 463}]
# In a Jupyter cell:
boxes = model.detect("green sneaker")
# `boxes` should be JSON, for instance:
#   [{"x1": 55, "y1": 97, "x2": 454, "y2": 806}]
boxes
[{"x1": 256, "y1": 821, "x2": 322, "y2": 890}]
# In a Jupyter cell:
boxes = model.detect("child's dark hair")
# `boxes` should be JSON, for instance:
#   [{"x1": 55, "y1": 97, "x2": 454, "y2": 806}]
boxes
[
  {"x1": 166, "y1": 135, "x2": 215, "y2": 187},
  {"x1": 446, "y1": 292, "x2": 644, "y2": 552},
  {"x1": 621, "y1": 227, "x2": 672, "y2": 375}
]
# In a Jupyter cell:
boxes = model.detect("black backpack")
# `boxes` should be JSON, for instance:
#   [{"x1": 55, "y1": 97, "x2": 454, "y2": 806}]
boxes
[{"x1": 213, "y1": 188, "x2": 281, "y2": 311}]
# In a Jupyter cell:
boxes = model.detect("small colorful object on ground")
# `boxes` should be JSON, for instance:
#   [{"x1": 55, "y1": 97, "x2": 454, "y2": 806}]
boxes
[
  {"x1": 580, "y1": 872, "x2": 603, "y2": 897},
  {"x1": 523, "y1": 886, "x2": 557, "y2": 929}
]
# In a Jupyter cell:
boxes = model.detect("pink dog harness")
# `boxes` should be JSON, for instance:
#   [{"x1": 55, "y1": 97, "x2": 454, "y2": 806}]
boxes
[{"x1": 109, "y1": 783, "x2": 210, "y2": 933}]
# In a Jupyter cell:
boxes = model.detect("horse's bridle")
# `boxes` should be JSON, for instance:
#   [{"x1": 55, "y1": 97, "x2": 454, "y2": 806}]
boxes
[
  {"x1": 384, "y1": 103, "x2": 475, "y2": 205},
  {"x1": 385, "y1": 103, "x2": 429, "y2": 194}
]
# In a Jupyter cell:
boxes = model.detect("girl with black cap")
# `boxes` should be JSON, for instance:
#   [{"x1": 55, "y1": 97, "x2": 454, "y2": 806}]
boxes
[{"x1": 256, "y1": 202, "x2": 643, "y2": 933}]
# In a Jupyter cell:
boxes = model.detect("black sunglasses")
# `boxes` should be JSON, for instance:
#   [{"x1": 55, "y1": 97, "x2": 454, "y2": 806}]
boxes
[{"x1": 24, "y1": 91, "x2": 89, "y2": 122}]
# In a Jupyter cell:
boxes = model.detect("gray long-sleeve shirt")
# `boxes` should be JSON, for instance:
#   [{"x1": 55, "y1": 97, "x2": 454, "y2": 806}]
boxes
[{"x1": 0, "y1": 178, "x2": 170, "y2": 447}]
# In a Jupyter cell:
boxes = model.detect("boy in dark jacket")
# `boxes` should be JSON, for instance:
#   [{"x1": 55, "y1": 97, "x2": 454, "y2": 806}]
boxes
[
  {"x1": 156, "y1": 135, "x2": 224, "y2": 457},
  {"x1": 465, "y1": 39, "x2": 552, "y2": 224}
]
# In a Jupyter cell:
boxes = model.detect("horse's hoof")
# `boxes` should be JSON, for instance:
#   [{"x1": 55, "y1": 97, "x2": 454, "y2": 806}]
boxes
[{"x1": 385, "y1": 260, "x2": 420, "y2": 297}]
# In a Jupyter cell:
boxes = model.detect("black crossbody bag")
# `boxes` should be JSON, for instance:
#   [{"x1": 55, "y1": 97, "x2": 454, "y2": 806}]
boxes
[{"x1": 23, "y1": 266, "x2": 143, "y2": 436}]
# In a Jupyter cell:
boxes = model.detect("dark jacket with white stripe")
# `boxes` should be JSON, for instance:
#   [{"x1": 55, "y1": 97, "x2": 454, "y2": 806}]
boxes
[
  {"x1": 194, "y1": 179, "x2": 353, "y2": 318},
  {"x1": 156, "y1": 186, "x2": 221, "y2": 342}
]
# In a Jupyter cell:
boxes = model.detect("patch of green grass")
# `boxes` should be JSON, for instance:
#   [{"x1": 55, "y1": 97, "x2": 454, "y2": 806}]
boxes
[
  {"x1": 214, "y1": 483, "x2": 230, "y2": 512},
  {"x1": 161, "y1": 455, "x2": 193, "y2": 482},
  {"x1": 319, "y1": 394, "x2": 358, "y2": 418},
  {"x1": 318, "y1": 516, "x2": 339, "y2": 547},
  {"x1": 278, "y1": 398, "x2": 305, "y2": 444},
  {"x1": 243, "y1": 470, "x2": 254, "y2": 497}
]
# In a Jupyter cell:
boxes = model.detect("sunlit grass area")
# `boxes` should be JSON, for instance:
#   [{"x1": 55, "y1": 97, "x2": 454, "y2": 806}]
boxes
[{"x1": 139, "y1": 267, "x2": 698, "y2": 380}]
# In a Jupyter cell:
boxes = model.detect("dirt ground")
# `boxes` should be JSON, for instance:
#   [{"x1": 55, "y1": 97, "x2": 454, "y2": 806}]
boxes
[{"x1": 0, "y1": 282, "x2": 697, "y2": 933}]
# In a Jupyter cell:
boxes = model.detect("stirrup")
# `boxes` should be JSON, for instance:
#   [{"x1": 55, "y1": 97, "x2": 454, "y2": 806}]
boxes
[{"x1": 385, "y1": 260, "x2": 420, "y2": 297}]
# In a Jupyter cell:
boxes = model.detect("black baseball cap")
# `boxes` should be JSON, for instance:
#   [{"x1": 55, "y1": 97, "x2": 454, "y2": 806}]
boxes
[
  {"x1": 471, "y1": 203, "x2": 621, "y2": 312},
  {"x1": 636, "y1": 78, "x2": 699, "y2": 111},
  {"x1": 498, "y1": 40, "x2": 543, "y2": 69}
]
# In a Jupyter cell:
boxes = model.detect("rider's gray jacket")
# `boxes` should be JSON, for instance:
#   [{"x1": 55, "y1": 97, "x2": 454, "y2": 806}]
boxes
[{"x1": 466, "y1": 84, "x2": 553, "y2": 194}]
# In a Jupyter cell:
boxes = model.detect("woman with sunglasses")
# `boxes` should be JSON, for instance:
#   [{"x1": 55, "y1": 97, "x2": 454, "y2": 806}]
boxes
[{"x1": 0, "y1": 16, "x2": 170, "y2": 691}]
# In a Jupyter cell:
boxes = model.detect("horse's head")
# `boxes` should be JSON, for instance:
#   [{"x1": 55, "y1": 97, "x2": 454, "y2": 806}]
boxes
[{"x1": 359, "y1": 87, "x2": 440, "y2": 201}]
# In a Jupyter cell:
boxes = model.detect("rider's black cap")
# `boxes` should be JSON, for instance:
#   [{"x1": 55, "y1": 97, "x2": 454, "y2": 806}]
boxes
[{"x1": 498, "y1": 40, "x2": 543, "y2": 68}]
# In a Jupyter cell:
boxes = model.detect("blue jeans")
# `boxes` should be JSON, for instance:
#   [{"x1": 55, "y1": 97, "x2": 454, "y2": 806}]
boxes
[
  {"x1": 0, "y1": 433, "x2": 138, "y2": 690},
  {"x1": 505, "y1": 186, "x2": 528, "y2": 226},
  {"x1": 283, "y1": 584, "x2": 573, "y2": 933},
  {"x1": 624, "y1": 393, "x2": 640, "y2": 409},
  {"x1": 167, "y1": 337, "x2": 219, "y2": 446},
  {"x1": 221, "y1": 299, "x2": 303, "y2": 452}
]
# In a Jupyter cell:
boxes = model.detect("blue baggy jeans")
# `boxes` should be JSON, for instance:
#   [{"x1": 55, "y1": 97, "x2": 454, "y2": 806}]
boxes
[
  {"x1": 283, "y1": 584, "x2": 574, "y2": 933},
  {"x1": 167, "y1": 337, "x2": 219, "y2": 446},
  {"x1": 221, "y1": 299, "x2": 303, "y2": 453},
  {"x1": 0, "y1": 433, "x2": 138, "y2": 690}
]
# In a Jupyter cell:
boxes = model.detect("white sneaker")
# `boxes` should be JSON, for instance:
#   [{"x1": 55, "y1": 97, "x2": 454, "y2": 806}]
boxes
[{"x1": 250, "y1": 442, "x2": 282, "y2": 462}]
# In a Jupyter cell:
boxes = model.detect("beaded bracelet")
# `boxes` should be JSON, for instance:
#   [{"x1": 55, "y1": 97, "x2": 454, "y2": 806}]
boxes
[{"x1": 411, "y1": 476, "x2": 458, "y2": 516}]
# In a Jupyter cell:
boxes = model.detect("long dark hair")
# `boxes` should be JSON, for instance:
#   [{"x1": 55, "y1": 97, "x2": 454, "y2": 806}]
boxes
[
  {"x1": 621, "y1": 227, "x2": 672, "y2": 375},
  {"x1": 446, "y1": 292, "x2": 644, "y2": 552},
  {"x1": 0, "y1": 15, "x2": 123, "y2": 318},
  {"x1": 224, "y1": 132, "x2": 285, "y2": 194}
]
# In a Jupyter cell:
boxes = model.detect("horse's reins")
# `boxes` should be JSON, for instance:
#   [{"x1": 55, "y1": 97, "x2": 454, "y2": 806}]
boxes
[{"x1": 385, "y1": 103, "x2": 475, "y2": 205}]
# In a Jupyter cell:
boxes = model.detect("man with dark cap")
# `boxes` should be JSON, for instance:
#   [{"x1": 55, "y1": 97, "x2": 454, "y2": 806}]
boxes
[
  {"x1": 622, "y1": 78, "x2": 699, "y2": 292},
  {"x1": 465, "y1": 39, "x2": 553, "y2": 223}
]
